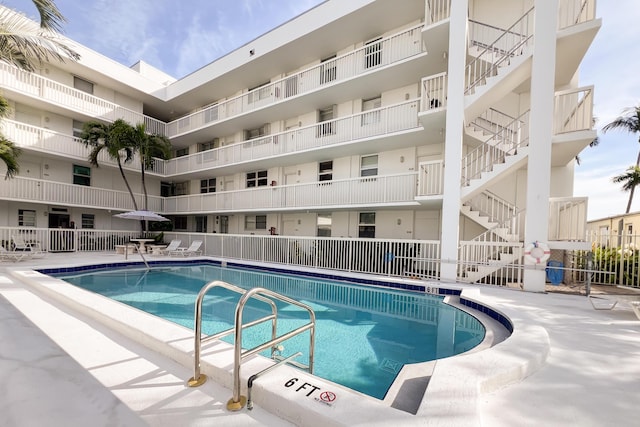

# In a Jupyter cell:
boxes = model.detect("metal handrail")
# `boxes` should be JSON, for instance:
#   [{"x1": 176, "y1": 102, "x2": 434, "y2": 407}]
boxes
[
  {"x1": 186, "y1": 280, "x2": 316, "y2": 412},
  {"x1": 187, "y1": 280, "x2": 278, "y2": 387},
  {"x1": 229, "y1": 287, "x2": 315, "y2": 411}
]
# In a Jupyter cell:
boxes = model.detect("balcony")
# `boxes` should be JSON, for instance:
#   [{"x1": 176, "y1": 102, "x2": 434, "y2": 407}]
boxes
[
  {"x1": 162, "y1": 99, "x2": 421, "y2": 176},
  {"x1": 0, "y1": 176, "x2": 163, "y2": 212},
  {"x1": 2, "y1": 119, "x2": 165, "y2": 174},
  {"x1": 548, "y1": 196, "x2": 588, "y2": 244},
  {"x1": 416, "y1": 160, "x2": 444, "y2": 205},
  {"x1": 558, "y1": 0, "x2": 596, "y2": 30},
  {"x1": 165, "y1": 24, "x2": 425, "y2": 138},
  {"x1": 0, "y1": 62, "x2": 166, "y2": 135},
  {"x1": 163, "y1": 173, "x2": 419, "y2": 214}
]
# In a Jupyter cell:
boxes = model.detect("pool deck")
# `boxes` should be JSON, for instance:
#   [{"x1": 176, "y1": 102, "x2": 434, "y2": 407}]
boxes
[{"x1": 1, "y1": 252, "x2": 639, "y2": 426}]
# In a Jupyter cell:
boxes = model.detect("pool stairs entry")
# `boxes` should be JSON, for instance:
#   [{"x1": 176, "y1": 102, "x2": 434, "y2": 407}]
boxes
[{"x1": 187, "y1": 280, "x2": 316, "y2": 411}]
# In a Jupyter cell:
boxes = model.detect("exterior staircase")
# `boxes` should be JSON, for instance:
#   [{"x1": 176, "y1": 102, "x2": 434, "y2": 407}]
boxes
[
  {"x1": 459, "y1": 191, "x2": 524, "y2": 284},
  {"x1": 463, "y1": 8, "x2": 535, "y2": 121}
]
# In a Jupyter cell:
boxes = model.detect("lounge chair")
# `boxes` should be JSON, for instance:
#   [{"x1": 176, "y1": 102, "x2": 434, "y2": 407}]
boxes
[
  {"x1": 0, "y1": 245, "x2": 32, "y2": 262},
  {"x1": 12, "y1": 235, "x2": 46, "y2": 258},
  {"x1": 589, "y1": 286, "x2": 640, "y2": 320},
  {"x1": 155, "y1": 239, "x2": 182, "y2": 256},
  {"x1": 169, "y1": 240, "x2": 202, "y2": 257}
]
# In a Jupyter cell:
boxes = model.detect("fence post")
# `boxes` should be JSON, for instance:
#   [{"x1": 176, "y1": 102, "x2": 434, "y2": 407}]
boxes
[{"x1": 586, "y1": 251, "x2": 592, "y2": 296}]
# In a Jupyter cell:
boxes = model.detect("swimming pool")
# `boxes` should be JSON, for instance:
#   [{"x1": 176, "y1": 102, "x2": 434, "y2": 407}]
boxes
[{"x1": 54, "y1": 264, "x2": 485, "y2": 399}]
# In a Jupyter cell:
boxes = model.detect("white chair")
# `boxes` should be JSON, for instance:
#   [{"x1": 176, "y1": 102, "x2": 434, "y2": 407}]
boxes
[
  {"x1": 12, "y1": 235, "x2": 46, "y2": 258},
  {"x1": 156, "y1": 239, "x2": 182, "y2": 256},
  {"x1": 0, "y1": 245, "x2": 32, "y2": 262},
  {"x1": 169, "y1": 240, "x2": 202, "y2": 257}
]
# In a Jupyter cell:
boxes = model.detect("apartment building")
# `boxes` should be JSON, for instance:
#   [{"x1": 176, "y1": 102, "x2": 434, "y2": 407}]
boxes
[{"x1": 0, "y1": 0, "x2": 600, "y2": 291}]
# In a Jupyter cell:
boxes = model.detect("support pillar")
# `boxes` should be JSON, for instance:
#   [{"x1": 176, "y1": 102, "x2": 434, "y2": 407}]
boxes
[
  {"x1": 523, "y1": 0, "x2": 558, "y2": 292},
  {"x1": 439, "y1": 0, "x2": 468, "y2": 281}
]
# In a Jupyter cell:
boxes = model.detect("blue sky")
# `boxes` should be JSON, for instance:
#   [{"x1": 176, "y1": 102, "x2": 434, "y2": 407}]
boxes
[{"x1": 2, "y1": 0, "x2": 638, "y2": 220}]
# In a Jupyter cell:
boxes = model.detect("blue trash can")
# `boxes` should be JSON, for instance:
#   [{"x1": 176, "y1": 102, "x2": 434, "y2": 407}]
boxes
[{"x1": 546, "y1": 260, "x2": 563, "y2": 285}]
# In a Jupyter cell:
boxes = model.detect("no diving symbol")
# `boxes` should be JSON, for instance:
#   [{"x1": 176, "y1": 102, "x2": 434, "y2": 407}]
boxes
[{"x1": 319, "y1": 391, "x2": 336, "y2": 403}]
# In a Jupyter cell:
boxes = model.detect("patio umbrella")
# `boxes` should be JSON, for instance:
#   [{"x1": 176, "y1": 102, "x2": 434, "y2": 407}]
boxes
[
  {"x1": 114, "y1": 210, "x2": 170, "y2": 222},
  {"x1": 113, "y1": 210, "x2": 170, "y2": 270}
]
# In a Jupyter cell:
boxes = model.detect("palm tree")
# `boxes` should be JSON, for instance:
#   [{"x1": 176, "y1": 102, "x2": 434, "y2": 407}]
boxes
[
  {"x1": 612, "y1": 166, "x2": 640, "y2": 214},
  {"x1": 129, "y1": 123, "x2": 172, "y2": 210},
  {"x1": 603, "y1": 106, "x2": 640, "y2": 165},
  {"x1": 0, "y1": 2, "x2": 79, "y2": 72},
  {"x1": 0, "y1": 95, "x2": 21, "y2": 178},
  {"x1": 80, "y1": 119, "x2": 139, "y2": 211},
  {"x1": 0, "y1": 1, "x2": 79, "y2": 177}
]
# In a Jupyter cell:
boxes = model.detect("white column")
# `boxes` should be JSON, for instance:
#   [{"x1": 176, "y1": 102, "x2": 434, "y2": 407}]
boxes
[
  {"x1": 523, "y1": 0, "x2": 558, "y2": 292},
  {"x1": 439, "y1": 0, "x2": 468, "y2": 281}
]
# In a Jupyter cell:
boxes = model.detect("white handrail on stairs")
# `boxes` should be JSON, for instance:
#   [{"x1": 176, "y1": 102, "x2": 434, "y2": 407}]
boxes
[
  {"x1": 461, "y1": 110, "x2": 530, "y2": 186},
  {"x1": 465, "y1": 8, "x2": 535, "y2": 95},
  {"x1": 464, "y1": 190, "x2": 518, "y2": 225},
  {"x1": 554, "y1": 86, "x2": 594, "y2": 134},
  {"x1": 468, "y1": 107, "x2": 521, "y2": 141}
]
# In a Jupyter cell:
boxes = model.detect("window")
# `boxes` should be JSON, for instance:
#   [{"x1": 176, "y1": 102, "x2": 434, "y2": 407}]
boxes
[
  {"x1": 72, "y1": 120, "x2": 85, "y2": 138},
  {"x1": 175, "y1": 148, "x2": 189, "y2": 157},
  {"x1": 195, "y1": 216, "x2": 208, "y2": 233},
  {"x1": 319, "y1": 160, "x2": 333, "y2": 183},
  {"x1": 358, "y1": 212, "x2": 376, "y2": 238},
  {"x1": 73, "y1": 76, "x2": 94, "y2": 94},
  {"x1": 360, "y1": 155, "x2": 378, "y2": 177},
  {"x1": 173, "y1": 216, "x2": 188, "y2": 230},
  {"x1": 161, "y1": 181, "x2": 173, "y2": 197},
  {"x1": 244, "y1": 124, "x2": 270, "y2": 141},
  {"x1": 246, "y1": 170, "x2": 268, "y2": 188},
  {"x1": 200, "y1": 178, "x2": 216, "y2": 193},
  {"x1": 317, "y1": 105, "x2": 336, "y2": 136},
  {"x1": 18, "y1": 209, "x2": 36, "y2": 227},
  {"x1": 174, "y1": 182, "x2": 189, "y2": 196},
  {"x1": 81, "y1": 214, "x2": 95, "y2": 229},
  {"x1": 362, "y1": 96, "x2": 382, "y2": 125},
  {"x1": 248, "y1": 81, "x2": 271, "y2": 104},
  {"x1": 317, "y1": 214, "x2": 332, "y2": 237},
  {"x1": 73, "y1": 165, "x2": 91, "y2": 186},
  {"x1": 245, "y1": 215, "x2": 267, "y2": 230},
  {"x1": 320, "y1": 55, "x2": 337, "y2": 85},
  {"x1": 364, "y1": 38, "x2": 382, "y2": 69},
  {"x1": 204, "y1": 104, "x2": 219, "y2": 123},
  {"x1": 199, "y1": 139, "x2": 218, "y2": 152}
]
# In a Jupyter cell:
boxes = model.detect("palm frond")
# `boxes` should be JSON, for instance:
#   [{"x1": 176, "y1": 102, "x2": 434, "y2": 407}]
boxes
[
  {"x1": 31, "y1": 0, "x2": 66, "y2": 32},
  {"x1": 0, "y1": 135, "x2": 22, "y2": 178},
  {"x1": 0, "y1": 8, "x2": 79, "y2": 71}
]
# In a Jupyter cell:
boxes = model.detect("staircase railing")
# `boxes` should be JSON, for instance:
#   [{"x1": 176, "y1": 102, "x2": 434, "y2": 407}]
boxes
[
  {"x1": 458, "y1": 209, "x2": 525, "y2": 283},
  {"x1": 418, "y1": 160, "x2": 445, "y2": 196},
  {"x1": 465, "y1": 8, "x2": 535, "y2": 95},
  {"x1": 461, "y1": 110, "x2": 530, "y2": 186},
  {"x1": 468, "y1": 107, "x2": 520, "y2": 141},
  {"x1": 464, "y1": 190, "x2": 518, "y2": 225}
]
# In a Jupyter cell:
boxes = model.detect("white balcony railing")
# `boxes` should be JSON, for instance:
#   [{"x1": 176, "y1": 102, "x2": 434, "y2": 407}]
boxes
[
  {"x1": 2, "y1": 119, "x2": 165, "y2": 174},
  {"x1": 554, "y1": 86, "x2": 594, "y2": 134},
  {"x1": 163, "y1": 173, "x2": 418, "y2": 214},
  {"x1": 0, "y1": 62, "x2": 166, "y2": 135},
  {"x1": 417, "y1": 161, "x2": 444, "y2": 196},
  {"x1": 548, "y1": 197, "x2": 588, "y2": 241},
  {"x1": 558, "y1": 0, "x2": 597, "y2": 29},
  {"x1": 162, "y1": 99, "x2": 420, "y2": 176},
  {"x1": 425, "y1": 0, "x2": 451, "y2": 26},
  {"x1": 420, "y1": 72, "x2": 448, "y2": 112},
  {"x1": 166, "y1": 24, "x2": 425, "y2": 138},
  {"x1": 0, "y1": 176, "x2": 163, "y2": 212}
]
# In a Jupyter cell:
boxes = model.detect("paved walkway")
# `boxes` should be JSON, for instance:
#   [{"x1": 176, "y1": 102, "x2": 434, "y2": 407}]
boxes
[{"x1": 1, "y1": 253, "x2": 639, "y2": 426}]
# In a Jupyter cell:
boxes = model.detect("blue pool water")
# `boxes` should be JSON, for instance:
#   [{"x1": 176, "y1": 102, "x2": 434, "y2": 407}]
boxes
[{"x1": 54, "y1": 264, "x2": 485, "y2": 399}]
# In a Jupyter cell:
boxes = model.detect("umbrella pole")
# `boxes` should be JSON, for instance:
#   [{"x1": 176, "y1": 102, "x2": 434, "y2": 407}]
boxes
[{"x1": 139, "y1": 249, "x2": 150, "y2": 270}]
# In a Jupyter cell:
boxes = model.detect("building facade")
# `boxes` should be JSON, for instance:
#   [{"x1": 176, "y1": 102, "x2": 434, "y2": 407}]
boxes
[{"x1": 0, "y1": 0, "x2": 600, "y2": 291}]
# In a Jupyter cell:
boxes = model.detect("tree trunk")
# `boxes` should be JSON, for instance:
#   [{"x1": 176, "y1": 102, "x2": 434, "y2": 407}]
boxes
[{"x1": 631, "y1": 148, "x2": 640, "y2": 214}]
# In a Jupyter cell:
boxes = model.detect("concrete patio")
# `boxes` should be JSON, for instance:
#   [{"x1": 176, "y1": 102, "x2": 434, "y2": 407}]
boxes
[{"x1": 1, "y1": 252, "x2": 638, "y2": 426}]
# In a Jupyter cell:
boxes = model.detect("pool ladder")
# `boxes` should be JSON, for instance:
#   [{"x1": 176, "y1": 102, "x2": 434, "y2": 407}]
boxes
[{"x1": 187, "y1": 280, "x2": 316, "y2": 411}]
